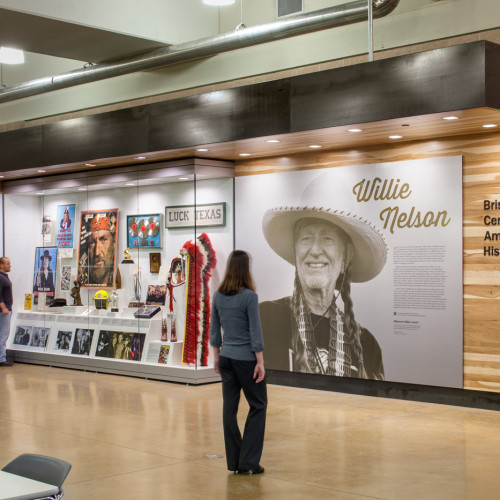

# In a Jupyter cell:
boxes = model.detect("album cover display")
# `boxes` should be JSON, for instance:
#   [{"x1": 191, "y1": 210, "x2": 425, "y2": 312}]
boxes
[
  {"x1": 54, "y1": 330, "x2": 73, "y2": 353},
  {"x1": 71, "y1": 328, "x2": 94, "y2": 356},
  {"x1": 13, "y1": 325, "x2": 32, "y2": 346},
  {"x1": 95, "y1": 330, "x2": 146, "y2": 361},
  {"x1": 134, "y1": 305, "x2": 161, "y2": 319},
  {"x1": 30, "y1": 327, "x2": 51, "y2": 348},
  {"x1": 127, "y1": 214, "x2": 161, "y2": 248}
]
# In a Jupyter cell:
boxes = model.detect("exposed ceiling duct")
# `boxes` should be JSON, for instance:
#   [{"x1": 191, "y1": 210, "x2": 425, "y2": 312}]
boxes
[{"x1": 0, "y1": 0, "x2": 399, "y2": 104}]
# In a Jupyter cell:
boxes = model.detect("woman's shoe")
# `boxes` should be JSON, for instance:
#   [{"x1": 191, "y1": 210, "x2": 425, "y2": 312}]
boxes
[{"x1": 237, "y1": 465, "x2": 265, "y2": 475}]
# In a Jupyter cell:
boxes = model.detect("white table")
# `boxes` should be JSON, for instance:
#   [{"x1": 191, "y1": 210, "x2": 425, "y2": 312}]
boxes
[{"x1": 0, "y1": 470, "x2": 59, "y2": 500}]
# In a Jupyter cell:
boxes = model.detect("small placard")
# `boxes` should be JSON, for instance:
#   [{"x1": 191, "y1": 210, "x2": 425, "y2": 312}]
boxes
[{"x1": 165, "y1": 203, "x2": 226, "y2": 229}]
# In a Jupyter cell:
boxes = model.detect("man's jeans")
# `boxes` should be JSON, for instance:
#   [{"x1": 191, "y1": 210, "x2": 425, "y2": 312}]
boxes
[{"x1": 0, "y1": 311, "x2": 12, "y2": 362}]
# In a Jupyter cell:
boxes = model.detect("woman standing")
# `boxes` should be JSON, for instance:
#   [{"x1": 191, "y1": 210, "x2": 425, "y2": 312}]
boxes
[{"x1": 210, "y1": 250, "x2": 267, "y2": 475}]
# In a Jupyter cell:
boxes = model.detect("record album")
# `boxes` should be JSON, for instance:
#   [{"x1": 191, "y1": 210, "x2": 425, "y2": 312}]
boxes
[{"x1": 127, "y1": 214, "x2": 162, "y2": 248}]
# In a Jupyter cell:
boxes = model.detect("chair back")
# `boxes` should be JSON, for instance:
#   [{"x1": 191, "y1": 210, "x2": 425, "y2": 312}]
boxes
[{"x1": 2, "y1": 453, "x2": 72, "y2": 489}]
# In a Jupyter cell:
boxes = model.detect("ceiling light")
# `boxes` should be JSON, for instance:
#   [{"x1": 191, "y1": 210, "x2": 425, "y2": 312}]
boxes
[
  {"x1": 36, "y1": 192, "x2": 44, "y2": 195},
  {"x1": 266, "y1": 139, "x2": 280, "y2": 143},
  {"x1": 179, "y1": 177, "x2": 190, "y2": 180},
  {"x1": 482, "y1": 124, "x2": 498, "y2": 128},
  {"x1": 197, "y1": 148, "x2": 209, "y2": 152},
  {"x1": 239, "y1": 153, "x2": 251, "y2": 156},
  {"x1": 135, "y1": 156, "x2": 147, "y2": 160},
  {"x1": 0, "y1": 47, "x2": 24, "y2": 64},
  {"x1": 443, "y1": 116, "x2": 459, "y2": 120},
  {"x1": 38, "y1": 170, "x2": 46, "y2": 173},
  {"x1": 125, "y1": 183, "x2": 135, "y2": 186},
  {"x1": 0, "y1": 176, "x2": 4, "y2": 178},
  {"x1": 203, "y1": 0, "x2": 235, "y2": 5},
  {"x1": 78, "y1": 188, "x2": 87, "y2": 191},
  {"x1": 84, "y1": 163, "x2": 96, "y2": 167},
  {"x1": 389, "y1": 135, "x2": 403, "y2": 139},
  {"x1": 308, "y1": 145, "x2": 322, "y2": 149},
  {"x1": 347, "y1": 129, "x2": 363, "y2": 133}
]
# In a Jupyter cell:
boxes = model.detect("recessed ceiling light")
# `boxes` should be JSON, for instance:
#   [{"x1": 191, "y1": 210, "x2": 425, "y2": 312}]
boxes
[
  {"x1": 197, "y1": 148, "x2": 209, "y2": 152},
  {"x1": 179, "y1": 177, "x2": 190, "y2": 180},
  {"x1": 239, "y1": 153, "x2": 251, "y2": 156},
  {"x1": 135, "y1": 156, "x2": 147, "y2": 160},
  {"x1": 266, "y1": 139, "x2": 280, "y2": 143},
  {"x1": 308, "y1": 145, "x2": 322, "y2": 148},
  {"x1": 443, "y1": 116, "x2": 459, "y2": 120},
  {"x1": 389, "y1": 135, "x2": 403, "y2": 139},
  {"x1": 84, "y1": 163, "x2": 96, "y2": 167},
  {"x1": 78, "y1": 188, "x2": 87, "y2": 191},
  {"x1": 347, "y1": 129, "x2": 363, "y2": 133},
  {"x1": 36, "y1": 192, "x2": 44, "y2": 195},
  {"x1": 125, "y1": 183, "x2": 135, "y2": 186},
  {"x1": 483, "y1": 124, "x2": 498, "y2": 128},
  {"x1": 38, "y1": 169, "x2": 46, "y2": 173}
]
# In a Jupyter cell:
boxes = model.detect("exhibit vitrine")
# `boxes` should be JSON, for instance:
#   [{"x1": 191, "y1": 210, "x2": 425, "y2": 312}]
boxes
[{"x1": 4, "y1": 158, "x2": 234, "y2": 384}]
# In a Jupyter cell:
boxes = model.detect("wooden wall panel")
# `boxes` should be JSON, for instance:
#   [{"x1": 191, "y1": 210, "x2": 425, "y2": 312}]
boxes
[{"x1": 235, "y1": 131, "x2": 500, "y2": 393}]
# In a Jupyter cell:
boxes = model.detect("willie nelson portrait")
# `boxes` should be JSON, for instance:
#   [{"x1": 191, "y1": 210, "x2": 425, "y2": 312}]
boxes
[
  {"x1": 259, "y1": 172, "x2": 387, "y2": 380},
  {"x1": 77, "y1": 210, "x2": 118, "y2": 288}
]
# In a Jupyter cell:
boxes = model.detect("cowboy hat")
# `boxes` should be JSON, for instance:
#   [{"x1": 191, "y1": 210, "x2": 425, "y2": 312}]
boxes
[{"x1": 262, "y1": 171, "x2": 387, "y2": 282}]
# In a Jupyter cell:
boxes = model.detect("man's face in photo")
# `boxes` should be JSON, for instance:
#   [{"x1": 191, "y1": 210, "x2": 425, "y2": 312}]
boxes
[{"x1": 88, "y1": 230, "x2": 115, "y2": 283}]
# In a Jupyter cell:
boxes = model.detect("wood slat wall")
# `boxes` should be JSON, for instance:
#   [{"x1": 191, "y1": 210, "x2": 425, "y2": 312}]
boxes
[{"x1": 235, "y1": 131, "x2": 500, "y2": 392}]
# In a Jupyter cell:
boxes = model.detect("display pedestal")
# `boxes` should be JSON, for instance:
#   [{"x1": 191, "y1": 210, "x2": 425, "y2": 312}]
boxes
[{"x1": 8, "y1": 311, "x2": 220, "y2": 385}]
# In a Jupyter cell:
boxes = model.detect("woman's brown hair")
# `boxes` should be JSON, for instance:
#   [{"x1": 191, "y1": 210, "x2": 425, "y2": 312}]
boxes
[{"x1": 218, "y1": 250, "x2": 256, "y2": 295}]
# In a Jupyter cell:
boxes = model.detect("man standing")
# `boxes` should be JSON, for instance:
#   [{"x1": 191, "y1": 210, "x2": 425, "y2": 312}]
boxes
[{"x1": 0, "y1": 257, "x2": 13, "y2": 366}]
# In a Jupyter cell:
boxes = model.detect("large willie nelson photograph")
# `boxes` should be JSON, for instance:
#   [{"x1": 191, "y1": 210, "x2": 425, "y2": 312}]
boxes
[
  {"x1": 77, "y1": 209, "x2": 119, "y2": 288},
  {"x1": 236, "y1": 157, "x2": 463, "y2": 388}
]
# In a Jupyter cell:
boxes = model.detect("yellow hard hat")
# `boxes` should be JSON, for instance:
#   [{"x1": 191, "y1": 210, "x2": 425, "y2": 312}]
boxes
[{"x1": 93, "y1": 290, "x2": 109, "y2": 300}]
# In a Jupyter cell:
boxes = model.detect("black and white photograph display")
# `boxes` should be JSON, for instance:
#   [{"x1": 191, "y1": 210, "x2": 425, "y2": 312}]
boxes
[
  {"x1": 13, "y1": 325, "x2": 32, "y2": 346},
  {"x1": 54, "y1": 330, "x2": 73, "y2": 352},
  {"x1": 33, "y1": 247, "x2": 57, "y2": 305},
  {"x1": 236, "y1": 157, "x2": 463, "y2": 388},
  {"x1": 77, "y1": 209, "x2": 119, "y2": 288},
  {"x1": 95, "y1": 331, "x2": 146, "y2": 361},
  {"x1": 71, "y1": 328, "x2": 94, "y2": 356},
  {"x1": 60, "y1": 265, "x2": 71, "y2": 291},
  {"x1": 30, "y1": 327, "x2": 51, "y2": 348}
]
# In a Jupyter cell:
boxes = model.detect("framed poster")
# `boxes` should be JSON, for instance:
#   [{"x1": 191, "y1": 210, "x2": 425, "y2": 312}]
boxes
[
  {"x1": 127, "y1": 214, "x2": 161, "y2": 248},
  {"x1": 77, "y1": 209, "x2": 118, "y2": 288},
  {"x1": 33, "y1": 247, "x2": 57, "y2": 306},
  {"x1": 55, "y1": 204, "x2": 76, "y2": 248}
]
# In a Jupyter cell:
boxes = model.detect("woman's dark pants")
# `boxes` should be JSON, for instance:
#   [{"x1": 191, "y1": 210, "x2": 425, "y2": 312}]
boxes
[{"x1": 219, "y1": 355, "x2": 267, "y2": 471}]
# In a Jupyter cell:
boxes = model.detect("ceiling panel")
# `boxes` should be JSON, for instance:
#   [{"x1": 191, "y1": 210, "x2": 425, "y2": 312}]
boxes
[{"x1": 0, "y1": 7, "x2": 168, "y2": 63}]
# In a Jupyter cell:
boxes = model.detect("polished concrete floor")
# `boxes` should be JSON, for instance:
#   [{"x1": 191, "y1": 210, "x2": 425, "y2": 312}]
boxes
[{"x1": 1, "y1": 364, "x2": 500, "y2": 500}]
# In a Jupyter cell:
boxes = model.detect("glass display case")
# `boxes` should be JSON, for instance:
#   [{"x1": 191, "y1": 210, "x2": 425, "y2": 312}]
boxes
[{"x1": 4, "y1": 158, "x2": 234, "y2": 384}]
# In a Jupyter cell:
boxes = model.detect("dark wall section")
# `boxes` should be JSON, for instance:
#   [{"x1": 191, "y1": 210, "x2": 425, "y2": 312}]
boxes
[
  {"x1": 0, "y1": 40, "x2": 499, "y2": 171},
  {"x1": 149, "y1": 80, "x2": 291, "y2": 150},
  {"x1": 43, "y1": 107, "x2": 149, "y2": 166},
  {"x1": 0, "y1": 126, "x2": 42, "y2": 172},
  {"x1": 290, "y1": 42, "x2": 489, "y2": 131}
]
